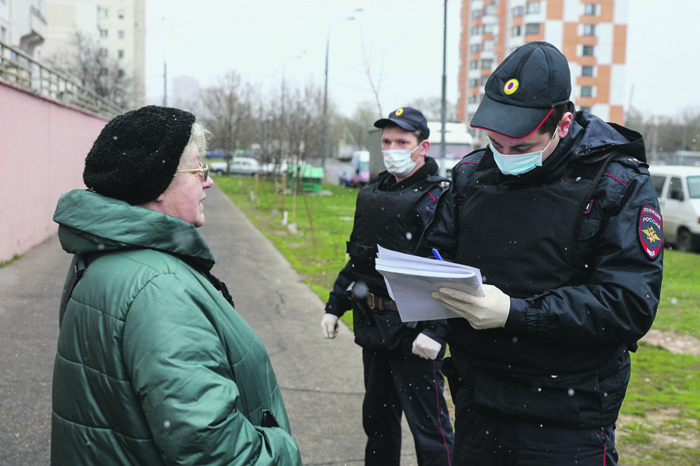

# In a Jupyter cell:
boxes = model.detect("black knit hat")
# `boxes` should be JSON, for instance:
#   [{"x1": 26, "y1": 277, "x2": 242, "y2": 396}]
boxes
[{"x1": 83, "y1": 105, "x2": 196, "y2": 205}]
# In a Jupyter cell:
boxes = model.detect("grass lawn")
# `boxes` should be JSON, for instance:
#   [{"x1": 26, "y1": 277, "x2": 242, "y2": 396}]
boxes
[{"x1": 216, "y1": 175, "x2": 700, "y2": 465}]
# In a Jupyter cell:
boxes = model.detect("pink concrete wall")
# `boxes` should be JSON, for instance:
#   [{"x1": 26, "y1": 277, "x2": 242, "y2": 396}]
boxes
[{"x1": 0, "y1": 81, "x2": 108, "y2": 263}]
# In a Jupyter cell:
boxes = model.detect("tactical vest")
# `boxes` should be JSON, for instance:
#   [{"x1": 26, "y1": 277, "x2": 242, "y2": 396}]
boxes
[
  {"x1": 451, "y1": 151, "x2": 618, "y2": 374},
  {"x1": 347, "y1": 172, "x2": 444, "y2": 295}
]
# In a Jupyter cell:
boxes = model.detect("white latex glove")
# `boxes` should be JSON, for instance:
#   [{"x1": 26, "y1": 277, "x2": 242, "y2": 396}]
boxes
[
  {"x1": 432, "y1": 284, "x2": 511, "y2": 330},
  {"x1": 412, "y1": 333, "x2": 442, "y2": 360},
  {"x1": 321, "y1": 314, "x2": 340, "y2": 339}
]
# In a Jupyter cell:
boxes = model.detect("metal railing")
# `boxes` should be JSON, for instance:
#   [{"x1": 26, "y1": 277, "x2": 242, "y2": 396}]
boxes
[{"x1": 0, "y1": 39, "x2": 122, "y2": 119}]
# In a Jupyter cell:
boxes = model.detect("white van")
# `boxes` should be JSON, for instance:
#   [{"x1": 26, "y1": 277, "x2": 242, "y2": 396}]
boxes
[{"x1": 648, "y1": 165, "x2": 700, "y2": 252}]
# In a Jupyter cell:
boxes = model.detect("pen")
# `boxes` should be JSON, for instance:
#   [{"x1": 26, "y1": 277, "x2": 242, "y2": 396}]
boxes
[{"x1": 432, "y1": 248, "x2": 444, "y2": 261}]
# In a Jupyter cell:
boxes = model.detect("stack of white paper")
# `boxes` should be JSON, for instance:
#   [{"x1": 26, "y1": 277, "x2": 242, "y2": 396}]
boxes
[{"x1": 375, "y1": 245, "x2": 484, "y2": 322}]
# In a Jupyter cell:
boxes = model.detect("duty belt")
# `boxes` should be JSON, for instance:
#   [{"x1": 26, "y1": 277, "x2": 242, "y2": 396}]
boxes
[{"x1": 366, "y1": 292, "x2": 398, "y2": 312}]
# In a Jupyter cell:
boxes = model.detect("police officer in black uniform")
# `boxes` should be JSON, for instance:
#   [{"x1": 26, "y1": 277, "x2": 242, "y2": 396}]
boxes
[
  {"x1": 417, "y1": 42, "x2": 663, "y2": 465},
  {"x1": 322, "y1": 107, "x2": 453, "y2": 466}
]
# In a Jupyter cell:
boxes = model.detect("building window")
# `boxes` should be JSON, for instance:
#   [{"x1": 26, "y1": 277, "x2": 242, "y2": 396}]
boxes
[
  {"x1": 118, "y1": 9, "x2": 125, "y2": 19},
  {"x1": 469, "y1": 94, "x2": 479, "y2": 104},
  {"x1": 583, "y1": 24, "x2": 596, "y2": 36},
  {"x1": 469, "y1": 78, "x2": 479, "y2": 88},
  {"x1": 118, "y1": 50, "x2": 124, "y2": 59},
  {"x1": 99, "y1": 48, "x2": 108, "y2": 57},
  {"x1": 525, "y1": 23, "x2": 540, "y2": 35},
  {"x1": 511, "y1": 25, "x2": 522, "y2": 37},
  {"x1": 580, "y1": 106, "x2": 592, "y2": 113},
  {"x1": 481, "y1": 74, "x2": 491, "y2": 85},
  {"x1": 100, "y1": 29, "x2": 108, "y2": 38},
  {"x1": 1, "y1": 26, "x2": 6, "y2": 42},
  {"x1": 118, "y1": 30, "x2": 125, "y2": 39},
  {"x1": 484, "y1": 4, "x2": 496, "y2": 16},
  {"x1": 470, "y1": 43, "x2": 480, "y2": 53},
  {"x1": 526, "y1": 2, "x2": 540, "y2": 14},
  {"x1": 581, "y1": 86, "x2": 594, "y2": 97},
  {"x1": 471, "y1": 8, "x2": 482, "y2": 19},
  {"x1": 483, "y1": 23, "x2": 495, "y2": 34},
  {"x1": 98, "y1": 7, "x2": 108, "y2": 19},
  {"x1": 470, "y1": 60, "x2": 479, "y2": 70},
  {"x1": 512, "y1": 6, "x2": 523, "y2": 17},
  {"x1": 584, "y1": 3, "x2": 598, "y2": 15},
  {"x1": 483, "y1": 40, "x2": 494, "y2": 52},
  {"x1": 582, "y1": 45, "x2": 595, "y2": 56},
  {"x1": 582, "y1": 65, "x2": 594, "y2": 77},
  {"x1": 482, "y1": 58, "x2": 494, "y2": 69},
  {"x1": 471, "y1": 25, "x2": 482, "y2": 36}
]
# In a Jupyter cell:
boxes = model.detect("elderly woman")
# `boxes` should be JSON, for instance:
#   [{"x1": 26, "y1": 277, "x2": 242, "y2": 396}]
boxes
[{"x1": 51, "y1": 106, "x2": 301, "y2": 465}]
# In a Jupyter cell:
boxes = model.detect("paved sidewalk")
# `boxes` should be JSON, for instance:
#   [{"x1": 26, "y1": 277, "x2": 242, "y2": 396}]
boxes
[{"x1": 0, "y1": 184, "x2": 419, "y2": 465}]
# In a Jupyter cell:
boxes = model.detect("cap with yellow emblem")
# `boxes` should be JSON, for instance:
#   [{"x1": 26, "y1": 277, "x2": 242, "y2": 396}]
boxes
[
  {"x1": 470, "y1": 41, "x2": 572, "y2": 139},
  {"x1": 374, "y1": 106, "x2": 430, "y2": 139}
]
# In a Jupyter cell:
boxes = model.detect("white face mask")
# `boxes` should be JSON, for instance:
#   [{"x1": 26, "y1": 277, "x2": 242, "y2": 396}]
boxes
[
  {"x1": 489, "y1": 129, "x2": 558, "y2": 176},
  {"x1": 382, "y1": 144, "x2": 421, "y2": 178}
]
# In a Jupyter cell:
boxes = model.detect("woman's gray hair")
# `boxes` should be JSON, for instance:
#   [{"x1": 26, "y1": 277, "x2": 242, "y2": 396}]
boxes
[{"x1": 180, "y1": 122, "x2": 212, "y2": 167}]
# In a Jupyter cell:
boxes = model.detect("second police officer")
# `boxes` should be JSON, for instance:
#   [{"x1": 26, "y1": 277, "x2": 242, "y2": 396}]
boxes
[{"x1": 321, "y1": 107, "x2": 454, "y2": 466}]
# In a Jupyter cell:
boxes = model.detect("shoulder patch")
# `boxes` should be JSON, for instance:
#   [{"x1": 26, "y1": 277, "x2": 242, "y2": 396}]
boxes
[{"x1": 639, "y1": 206, "x2": 663, "y2": 259}]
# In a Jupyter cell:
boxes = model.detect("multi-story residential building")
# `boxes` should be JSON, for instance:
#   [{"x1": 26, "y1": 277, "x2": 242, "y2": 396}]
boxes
[
  {"x1": 43, "y1": 0, "x2": 99, "y2": 55},
  {"x1": 0, "y1": 0, "x2": 48, "y2": 59},
  {"x1": 43, "y1": 0, "x2": 145, "y2": 106},
  {"x1": 458, "y1": 0, "x2": 628, "y2": 132}
]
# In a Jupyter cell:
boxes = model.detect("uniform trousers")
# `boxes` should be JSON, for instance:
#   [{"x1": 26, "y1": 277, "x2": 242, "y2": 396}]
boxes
[
  {"x1": 451, "y1": 381, "x2": 618, "y2": 465},
  {"x1": 362, "y1": 347, "x2": 453, "y2": 466}
]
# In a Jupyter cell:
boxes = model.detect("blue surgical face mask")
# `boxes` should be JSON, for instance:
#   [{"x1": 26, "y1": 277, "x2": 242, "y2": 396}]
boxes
[{"x1": 489, "y1": 129, "x2": 558, "y2": 176}]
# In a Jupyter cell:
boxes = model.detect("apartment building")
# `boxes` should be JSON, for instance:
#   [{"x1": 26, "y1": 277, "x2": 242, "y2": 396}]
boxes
[
  {"x1": 458, "y1": 0, "x2": 628, "y2": 129},
  {"x1": 0, "y1": 0, "x2": 48, "y2": 59},
  {"x1": 43, "y1": 0, "x2": 145, "y2": 106}
]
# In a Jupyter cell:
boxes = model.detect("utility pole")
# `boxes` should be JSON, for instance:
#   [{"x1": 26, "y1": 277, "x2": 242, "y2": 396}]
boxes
[{"x1": 162, "y1": 16, "x2": 167, "y2": 106}]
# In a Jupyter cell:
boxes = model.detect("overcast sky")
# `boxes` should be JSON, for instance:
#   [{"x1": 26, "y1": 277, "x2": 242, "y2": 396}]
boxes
[{"x1": 144, "y1": 0, "x2": 698, "y2": 119}]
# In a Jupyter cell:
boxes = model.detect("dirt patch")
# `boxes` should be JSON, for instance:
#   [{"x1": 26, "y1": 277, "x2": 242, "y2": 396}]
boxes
[
  {"x1": 640, "y1": 329, "x2": 700, "y2": 357},
  {"x1": 618, "y1": 410, "x2": 700, "y2": 453}
]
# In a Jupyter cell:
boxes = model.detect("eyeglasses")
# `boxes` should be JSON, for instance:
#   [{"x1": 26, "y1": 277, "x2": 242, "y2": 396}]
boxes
[{"x1": 177, "y1": 163, "x2": 209, "y2": 182}]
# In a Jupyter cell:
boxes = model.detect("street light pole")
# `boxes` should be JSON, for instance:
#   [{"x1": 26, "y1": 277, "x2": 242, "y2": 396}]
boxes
[
  {"x1": 321, "y1": 8, "x2": 362, "y2": 169},
  {"x1": 440, "y1": 0, "x2": 448, "y2": 177}
]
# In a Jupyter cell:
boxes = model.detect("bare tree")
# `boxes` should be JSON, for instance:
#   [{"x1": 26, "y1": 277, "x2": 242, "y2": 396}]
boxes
[
  {"x1": 407, "y1": 97, "x2": 459, "y2": 122},
  {"x1": 625, "y1": 106, "x2": 700, "y2": 158},
  {"x1": 359, "y1": 24, "x2": 384, "y2": 117},
  {"x1": 200, "y1": 71, "x2": 257, "y2": 162},
  {"x1": 341, "y1": 101, "x2": 380, "y2": 150},
  {"x1": 284, "y1": 82, "x2": 328, "y2": 160},
  {"x1": 46, "y1": 31, "x2": 139, "y2": 109}
]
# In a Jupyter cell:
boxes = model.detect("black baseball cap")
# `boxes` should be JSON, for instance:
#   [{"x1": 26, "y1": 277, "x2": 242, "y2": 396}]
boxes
[
  {"x1": 470, "y1": 41, "x2": 571, "y2": 139},
  {"x1": 374, "y1": 107, "x2": 430, "y2": 139}
]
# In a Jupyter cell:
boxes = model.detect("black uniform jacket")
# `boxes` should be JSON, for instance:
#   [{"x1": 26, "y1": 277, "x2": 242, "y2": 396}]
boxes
[
  {"x1": 326, "y1": 157, "x2": 449, "y2": 350},
  {"x1": 416, "y1": 112, "x2": 663, "y2": 428}
]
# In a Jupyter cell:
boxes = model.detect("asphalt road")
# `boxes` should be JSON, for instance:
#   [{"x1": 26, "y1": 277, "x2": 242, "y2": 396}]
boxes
[{"x1": 0, "y1": 184, "x2": 418, "y2": 465}]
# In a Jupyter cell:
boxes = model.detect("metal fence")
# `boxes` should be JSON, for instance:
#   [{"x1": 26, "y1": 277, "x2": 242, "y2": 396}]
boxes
[{"x1": 0, "y1": 40, "x2": 121, "y2": 119}]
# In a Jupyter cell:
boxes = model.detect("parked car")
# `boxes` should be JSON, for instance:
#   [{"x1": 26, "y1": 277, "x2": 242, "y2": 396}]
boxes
[
  {"x1": 210, "y1": 157, "x2": 260, "y2": 176},
  {"x1": 649, "y1": 165, "x2": 700, "y2": 252},
  {"x1": 339, "y1": 166, "x2": 353, "y2": 187},
  {"x1": 350, "y1": 151, "x2": 370, "y2": 187},
  {"x1": 205, "y1": 149, "x2": 228, "y2": 159},
  {"x1": 261, "y1": 160, "x2": 288, "y2": 176}
]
